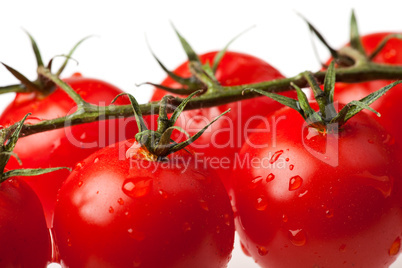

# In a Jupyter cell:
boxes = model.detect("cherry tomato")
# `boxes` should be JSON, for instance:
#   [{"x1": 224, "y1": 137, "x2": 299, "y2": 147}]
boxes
[
  {"x1": 0, "y1": 73, "x2": 138, "y2": 227},
  {"x1": 149, "y1": 51, "x2": 295, "y2": 191},
  {"x1": 53, "y1": 139, "x2": 235, "y2": 268},
  {"x1": 331, "y1": 32, "x2": 402, "y2": 145},
  {"x1": 0, "y1": 177, "x2": 50, "y2": 267},
  {"x1": 232, "y1": 105, "x2": 402, "y2": 267}
]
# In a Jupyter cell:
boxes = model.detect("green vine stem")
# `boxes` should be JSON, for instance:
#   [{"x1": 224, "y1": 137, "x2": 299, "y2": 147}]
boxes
[{"x1": 1, "y1": 58, "x2": 401, "y2": 141}]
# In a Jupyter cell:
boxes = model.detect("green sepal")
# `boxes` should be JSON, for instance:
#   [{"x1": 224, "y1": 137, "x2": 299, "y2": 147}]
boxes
[
  {"x1": 56, "y1": 35, "x2": 93, "y2": 76},
  {"x1": 298, "y1": 13, "x2": 339, "y2": 60},
  {"x1": 171, "y1": 23, "x2": 201, "y2": 63},
  {"x1": 212, "y1": 26, "x2": 255, "y2": 73},
  {"x1": 1, "y1": 63, "x2": 42, "y2": 93},
  {"x1": 112, "y1": 93, "x2": 148, "y2": 133},
  {"x1": 170, "y1": 108, "x2": 230, "y2": 154},
  {"x1": 169, "y1": 90, "x2": 201, "y2": 126},
  {"x1": 350, "y1": 10, "x2": 366, "y2": 57},
  {"x1": 249, "y1": 88, "x2": 301, "y2": 112},
  {"x1": 1, "y1": 167, "x2": 71, "y2": 183},
  {"x1": 146, "y1": 37, "x2": 200, "y2": 89},
  {"x1": 369, "y1": 33, "x2": 402, "y2": 60},
  {"x1": 291, "y1": 83, "x2": 323, "y2": 124},
  {"x1": 322, "y1": 61, "x2": 337, "y2": 118},
  {"x1": 331, "y1": 80, "x2": 402, "y2": 125},
  {"x1": 24, "y1": 30, "x2": 44, "y2": 68}
]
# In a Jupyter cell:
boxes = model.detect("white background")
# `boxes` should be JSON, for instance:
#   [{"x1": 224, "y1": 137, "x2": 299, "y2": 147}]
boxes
[{"x1": 1, "y1": 1, "x2": 401, "y2": 267}]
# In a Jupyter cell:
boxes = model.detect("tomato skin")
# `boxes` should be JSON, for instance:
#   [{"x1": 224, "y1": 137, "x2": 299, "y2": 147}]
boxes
[
  {"x1": 0, "y1": 73, "x2": 138, "y2": 227},
  {"x1": 332, "y1": 32, "x2": 402, "y2": 145},
  {"x1": 0, "y1": 178, "x2": 50, "y2": 267},
  {"x1": 53, "y1": 139, "x2": 234, "y2": 268},
  {"x1": 232, "y1": 105, "x2": 402, "y2": 268},
  {"x1": 149, "y1": 51, "x2": 295, "y2": 191}
]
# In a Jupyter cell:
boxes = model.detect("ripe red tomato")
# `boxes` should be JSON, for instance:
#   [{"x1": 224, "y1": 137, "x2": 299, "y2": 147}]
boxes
[
  {"x1": 331, "y1": 32, "x2": 402, "y2": 145},
  {"x1": 0, "y1": 177, "x2": 50, "y2": 267},
  {"x1": 149, "y1": 51, "x2": 295, "y2": 190},
  {"x1": 232, "y1": 105, "x2": 402, "y2": 267},
  {"x1": 53, "y1": 139, "x2": 235, "y2": 268},
  {"x1": 0, "y1": 73, "x2": 137, "y2": 227}
]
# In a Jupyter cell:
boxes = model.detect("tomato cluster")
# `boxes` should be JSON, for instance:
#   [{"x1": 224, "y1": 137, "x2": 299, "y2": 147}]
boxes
[{"x1": 0, "y1": 31, "x2": 401, "y2": 268}]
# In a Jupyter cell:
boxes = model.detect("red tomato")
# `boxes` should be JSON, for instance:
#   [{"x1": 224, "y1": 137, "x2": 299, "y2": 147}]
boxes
[
  {"x1": 0, "y1": 177, "x2": 50, "y2": 267},
  {"x1": 149, "y1": 51, "x2": 295, "y2": 191},
  {"x1": 0, "y1": 73, "x2": 138, "y2": 227},
  {"x1": 331, "y1": 32, "x2": 402, "y2": 145},
  {"x1": 53, "y1": 139, "x2": 235, "y2": 268},
  {"x1": 232, "y1": 105, "x2": 402, "y2": 267}
]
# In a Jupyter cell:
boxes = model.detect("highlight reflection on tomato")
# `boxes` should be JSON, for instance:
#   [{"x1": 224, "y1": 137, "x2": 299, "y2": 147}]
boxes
[
  {"x1": 53, "y1": 139, "x2": 235, "y2": 268},
  {"x1": 233, "y1": 105, "x2": 402, "y2": 268},
  {"x1": 0, "y1": 73, "x2": 138, "y2": 227}
]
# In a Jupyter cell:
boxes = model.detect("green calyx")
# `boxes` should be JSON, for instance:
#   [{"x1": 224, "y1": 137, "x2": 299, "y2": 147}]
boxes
[
  {"x1": 143, "y1": 24, "x2": 252, "y2": 96},
  {"x1": 0, "y1": 114, "x2": 70, "y2": 183},
  {"x1": 250, "y1": 61, "x2": 402, "y2": 132},
  {"x1": 113, "y1": 91, "x2": 229, "y2": 160},
  {"x1": 0, "y1": 32, "x2": 91, "y2": 95}
]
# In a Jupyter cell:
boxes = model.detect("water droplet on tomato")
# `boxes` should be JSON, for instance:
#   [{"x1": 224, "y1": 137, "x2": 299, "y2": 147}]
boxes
[
  {"x1": 183, "y1": 222, "x2": 191, "y2": 232},
  {"x1": 122, "y1": 178, "x2": 153, "y2": 198},
  {"x1": 128, "y1": 228, "x2": 146, "y2": 241},
  {"x1": 339, "y1": 244, "x2": 346, "y2": 252},
  {"x1": 288, "y1": 229, "x2": 306, "y2": 246},
  {"x1": 75, "y1": 161, "x2": 84, "y2": 170},
  {"x1": 216, "y1": 225, "x2": 221, "y2": 234},
  {"x1": 224, "y1": 213, "x2": 231, "y2": 226},
  {"x1": 93, "y1": 157, "x2": 99, "y2": 163},
  {"x1": 248, "y1": 176, "x2": 263, "y2": 189},
  {"x1": 289, "y1": 164, "x2": 294, "y2": 170},
  {"x1": 382, "y1": 134, "x2": 395, "y2": 145},
  {"x1": 199, "y1": 200, "x2": 209, "y2": 211},
  {"x1": 282, "y1": 214, "x2": 288, "y2": 223},
  {"x1": 241, "y1": 242, "x2": 251, "y2": 256},
  {"x1": 285, "y1": 158, "x2": 289, "y2": 162},
  {"x1": 117, "y1": 198, "x2": 124, "y2": 205},
  {"x1": 158, "y1": 190, "x2": 168, "y2": 199},
  {"x1": 109, "y1": 206, "x2": 114, "y2": 213},
  {"x1": 298, "y1": 190, "x2": 308, "y2": 197},
  {"x1": 325, "y1": 209, "x2": 334, "y2": 218},
  {"x1": 67, "y1": 238, "x2": 72, "y2": 247},
  {"x1": 266, "y1": 173, "x2": 275, "y2": 182},
  {"x1": 289, "y1": 176, "x2": 303, "y2": 191},
  {"x1": 389, "y1": 237, "x2": 401, "y2": 256},
  {"x1": 354, "y1": 171, "x2": 393, "y2": 198},
  {"x1": 257, "y1": 246, "x2": 268, "y2": 256},
  {"x1": 255, "y1": 196, "x2": 268, "y2": 211},
  {"x1": 77, "y1": 181, "x2": 83, "y2": 187},
  {"x1": 269, "y1": 150, "x2": 284, "y2": 164}
]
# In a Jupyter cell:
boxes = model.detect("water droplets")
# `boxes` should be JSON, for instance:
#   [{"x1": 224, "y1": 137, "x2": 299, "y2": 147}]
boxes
[
  {"x1": 257, "y1": 245, "x2": 268, "y2": 256},
  {"x1": 289, "y1": 164, "x2": 294, "y2": 171},
  {"x1": 269, "y1": 150, "x2": 284, "y2": 164},
  {"x1": 255, "y1": 196, "x2": 268, "y2": 211},
  {"x1": 122, "y1": 178, "x2": 153, "y2": 198},
  {"x1": 128, "y1": 228, "x2": 146, "y2": 241},
  {"x1": 93, "y1": 157, "x2": 99, "y2": 164},
  {"x1": 224, "y1": 213, "x2": 231, "y2": 226},
  {"x1": 289, "y1": 176, "x2": 303, "y2": 191},
  {"x1": 325, "y1": 208, "x2": 334, "y2": 218},
  {"x1": 199, "y1": 200, "x2": 209, "y2": 211},
  {"x1": 389, "y1": 237, "x2": 401, "y2": 256},
  {"x1": 288, "y1": 229, "x2": 306, "y2": 246},
  {"x1": 117, "y1": 198, "x2": 124, "y2": 205},
  {"x1": 109, "y1": 206, "x2": 114, "y2": 213},
  {"x1": 158, "y1": 190, "x2": 168, "y2": 199},
  {"x1": 182, "y1": 222, "x2": 192, "y2": 232},
  {"x1": 282, "y1": 214, "x2": 288, "y2": 223},
  {"x1": 248, "y1": 176, "x2": 263, "y2": 189},
  {"x1": 77, "y1": 181, "x2": 83, "y2": 187},
  {"x1": 266, "y1": 173, "x2": 275, "y2": 182}
]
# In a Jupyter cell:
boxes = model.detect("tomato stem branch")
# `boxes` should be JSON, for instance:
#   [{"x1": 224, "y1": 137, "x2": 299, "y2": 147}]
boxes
[{"x1": 2, "y1": 61, "x2": 402, "y2": 139}]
